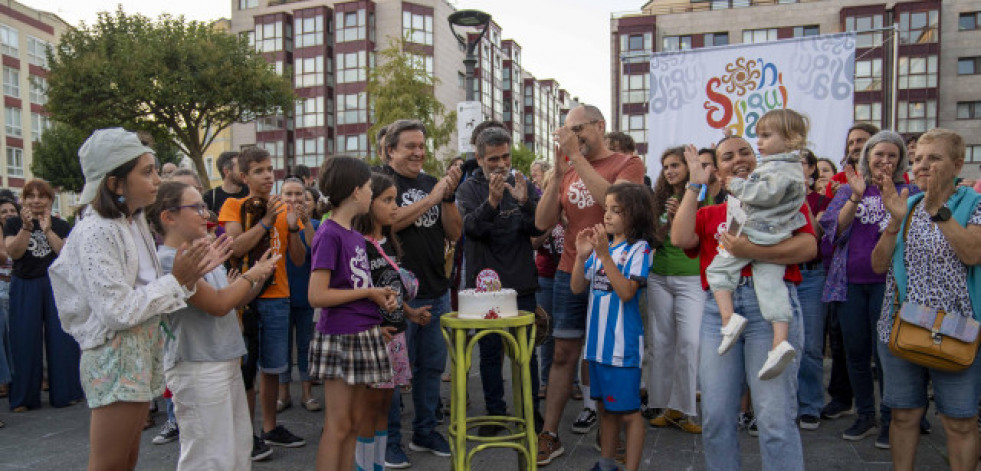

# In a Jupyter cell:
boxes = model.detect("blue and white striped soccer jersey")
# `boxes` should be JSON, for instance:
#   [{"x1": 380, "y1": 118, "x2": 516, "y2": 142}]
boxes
[{"x1": 582, "y1": 239, "x2": 652, "y2": 368}]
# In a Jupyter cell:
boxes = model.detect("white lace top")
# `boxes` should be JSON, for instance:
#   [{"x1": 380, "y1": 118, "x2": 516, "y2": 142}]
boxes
[{"x1": 49, "y1": 207, "x2": 192, "y2": 350}]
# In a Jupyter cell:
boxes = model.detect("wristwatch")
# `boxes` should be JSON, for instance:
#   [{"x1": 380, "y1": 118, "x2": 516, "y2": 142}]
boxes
[
  {"x1": 930, "y1": 206, "x2": 952, "y2": 223},
  {"x1": 241, "y1": 273, "x2": 259, "y2": 289}
]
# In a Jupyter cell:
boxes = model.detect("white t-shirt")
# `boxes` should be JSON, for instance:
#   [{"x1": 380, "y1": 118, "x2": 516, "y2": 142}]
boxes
[{"x1": 129, "y1": 220, "x2": 157, "y2": 287}]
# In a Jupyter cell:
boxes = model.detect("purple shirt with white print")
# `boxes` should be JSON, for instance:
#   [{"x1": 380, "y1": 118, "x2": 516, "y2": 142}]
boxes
[{"x1": 310, "y1": 219, "x2": 381, "y2": 335}]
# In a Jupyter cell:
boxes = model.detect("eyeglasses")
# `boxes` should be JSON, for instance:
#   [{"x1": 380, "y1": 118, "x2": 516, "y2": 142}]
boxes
[
  {"x1": 570, "y1": 120, "x2": 599, "y2": 135},
  {"x1": 169, "y1": 203, "x2": 209, "y2": 217}
]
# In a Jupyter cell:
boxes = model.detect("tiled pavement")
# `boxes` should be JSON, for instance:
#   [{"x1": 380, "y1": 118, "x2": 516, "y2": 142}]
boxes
[{"x1": 0, "y1": 358, "x2": 954, "y2": 470}]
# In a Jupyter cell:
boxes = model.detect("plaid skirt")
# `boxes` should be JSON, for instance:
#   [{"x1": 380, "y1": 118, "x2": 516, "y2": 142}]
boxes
[{"x1": 308, "y1": 326, "x2": 393, "y2": 385}]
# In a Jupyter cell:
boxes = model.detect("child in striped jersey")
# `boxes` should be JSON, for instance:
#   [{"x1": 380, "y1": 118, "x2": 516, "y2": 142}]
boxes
[{"x1": 571, "y1": 183, "x2": 655, "y2": 471}]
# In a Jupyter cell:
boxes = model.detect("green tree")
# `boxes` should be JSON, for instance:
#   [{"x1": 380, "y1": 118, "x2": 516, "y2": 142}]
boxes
[
  {"x1": 45, "y1": 8, "x2": 295, "y2": 189},
  {"x1": 367, "y1": 37, "x2": 456, "y2": 176},
  {"x1": 31, "y1": 123, "x2": 183, "y2": 193},
  {"x1": 510, "y1": 143, "x2": 539, "y2": 176}
]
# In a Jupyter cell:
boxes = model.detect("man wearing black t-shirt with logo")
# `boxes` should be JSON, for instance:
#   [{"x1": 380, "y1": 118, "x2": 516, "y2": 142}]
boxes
[
  {"x1": 203, "y1": 151, "x2": 249, "y2": 214},
  {"x1": 381, "y1": 119, "x2": 462, "y2": 467}
]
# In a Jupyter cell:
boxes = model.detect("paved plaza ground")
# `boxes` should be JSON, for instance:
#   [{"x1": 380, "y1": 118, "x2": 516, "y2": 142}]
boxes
[{"x1": 0, "y1": 358, "x2": 955, "y2": 470}]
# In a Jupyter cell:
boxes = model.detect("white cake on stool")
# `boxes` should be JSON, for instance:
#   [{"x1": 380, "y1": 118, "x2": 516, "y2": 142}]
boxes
[{"x1": 457, "y1": 289, "x2": 519, "y2": 319}]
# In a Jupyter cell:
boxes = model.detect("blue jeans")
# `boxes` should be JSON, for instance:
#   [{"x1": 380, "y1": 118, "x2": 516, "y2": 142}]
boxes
[
  {"x1": 0, "y1": 295, "x2": 10, "y2": 385},
  {"x1": 878, "y1": 341, "x2": 981, "y2": 418},
  {"x1": 479, "y1": 294, "x2": 540, "y2": 415},
  {"x1": 536, "y1": 276, "x2": 555, "y2": 386},
  {"x1": 389, "y1": 291, "x2": 451, "y2": 444},
  {"x1": 254, "y1": 298, "x2": 291, "y2": 374},
  {"x1": 796, "y1": 267, "x2": 826, "y2": 417},
  {"x1": 700, "y1": 281, "x2": 804, "y2": 471},
  {"x1": 280, "y1": 306, "x2": 314, "y2": 383},
  {"x1": 835, "y1": 283, "x2": 890, "y2": 426},
  {"x1": 551, "y1": 270, "x2": 589, "y2": 340}
]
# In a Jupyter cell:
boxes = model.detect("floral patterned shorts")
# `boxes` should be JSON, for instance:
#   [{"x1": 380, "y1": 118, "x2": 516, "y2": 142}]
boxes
[
  {"x1": 80, "y1": 317, "x2": 164, "y2": 408},
  {"x1": 373, "y1": 332, "x2": 411, "y2": 389}
]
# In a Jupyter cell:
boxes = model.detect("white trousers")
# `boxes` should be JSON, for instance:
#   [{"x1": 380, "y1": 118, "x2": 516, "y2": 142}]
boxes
[
  {"x1": 166, "y1": 359, "x2": 252, "y2": 471},
  {"x1": 646, "y1": 274, "x2": 704, "y2": 417}
]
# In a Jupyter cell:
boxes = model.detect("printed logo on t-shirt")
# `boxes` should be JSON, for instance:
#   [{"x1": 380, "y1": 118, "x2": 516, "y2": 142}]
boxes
[
  {"x1": 551, "y1": 225, "x2": 565, "y2": 255},
  {"x1": 401, "y1": 188, "x2": 439, "y2": 228},
  {"x1": 592, "y1": 265, "x2": 611, "y2": 292},
  {"x1": 855, "y1": 195, "x2": 890, "y2": 231},
  {"x1": 567, "y1": 179, "x2": 595, "y2": 209},
  {"x1": 28, "y1": 229, "x2": 52, "y2": 258},
  {"x1": 350, "y1": 245, "x2": 371, "y2": 288},
  {"x1": 269, "y1": 226, "x2": 282, "y2": 254}
]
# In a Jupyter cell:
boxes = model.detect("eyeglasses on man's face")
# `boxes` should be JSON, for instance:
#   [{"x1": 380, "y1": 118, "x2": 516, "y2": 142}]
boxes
[{"x1": 569, "y1": 120, "x2": 599, "y2": 135}]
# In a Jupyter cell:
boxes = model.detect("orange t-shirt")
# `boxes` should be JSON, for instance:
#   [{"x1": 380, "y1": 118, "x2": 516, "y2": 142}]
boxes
[
  {"x1": 218, "y1": 196, "x2": 292, "y2": 299},
  {"x1": 556, "y1": 152, "x2": 646, "y2": 273}
]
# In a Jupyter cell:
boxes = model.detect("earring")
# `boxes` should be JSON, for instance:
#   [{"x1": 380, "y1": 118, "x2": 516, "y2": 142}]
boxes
[{"x1": 117, "y1": 195, "x2": 126, "y2": 204}]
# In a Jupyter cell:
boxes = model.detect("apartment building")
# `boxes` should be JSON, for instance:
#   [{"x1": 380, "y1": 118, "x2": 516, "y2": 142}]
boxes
[{"x1": 611, "y1": 0, "x2": 981, "y2": 179}]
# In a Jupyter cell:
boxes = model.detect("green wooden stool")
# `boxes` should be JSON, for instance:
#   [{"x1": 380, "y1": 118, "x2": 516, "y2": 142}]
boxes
[{"x1": 440, "y1": 311, "x2": 537, "y2": 471}]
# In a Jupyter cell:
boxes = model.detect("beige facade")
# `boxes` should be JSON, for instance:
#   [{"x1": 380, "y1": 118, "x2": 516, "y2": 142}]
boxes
[
  {"x1": 614, "y1": 0, "x2": 981, "y2": 179},
  {"x1": 0, "y1": 0, "x2": 70, "y2": 214}
]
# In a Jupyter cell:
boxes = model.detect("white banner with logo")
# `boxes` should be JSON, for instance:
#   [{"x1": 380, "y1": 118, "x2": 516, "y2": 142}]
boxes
[
  {"x1": 457, "y1": 101, "x2": 483, "y2": 153},
  {"x1": 646, "y1": 32, "x2": 856, "y2": 183}
]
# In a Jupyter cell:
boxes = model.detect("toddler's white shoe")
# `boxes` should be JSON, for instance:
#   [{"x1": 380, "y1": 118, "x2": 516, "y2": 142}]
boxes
[
  {"x1": 718, "y1": 313, "x2": 747, "y2": 355},
  {"x1": 758, "y1": 341, "x2": 796, "y2": 380}
]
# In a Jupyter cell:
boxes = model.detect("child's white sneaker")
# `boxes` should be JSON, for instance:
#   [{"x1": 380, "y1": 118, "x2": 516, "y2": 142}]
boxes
[
  {"x1": 758, "y1": 341, "x2": 796, "y2": 380},
  {"x1": 718, "y1": 313, "x2": 747, "y2": 355}
]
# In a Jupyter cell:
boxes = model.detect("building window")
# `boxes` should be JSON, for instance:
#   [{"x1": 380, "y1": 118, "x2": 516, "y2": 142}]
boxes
[
  {"x1": 620, "y1": 114, "x2": 646, "y2": 144},
  {"x1": 899, "y1": 10, "x2": 939, "y2": 44},
  {"x1": 704, "y1": 32, "x2": 729, "y2": 47},
  {"x1": 259, "y1": 140, "x2": 285, "y2": 170},
  {"x1": 959, "y1": 57, "x2": 981, "y2": 75},
  {"x1": 620, "y1": 33, "x2": 652, "y2": 52},
  {"x1": 957, "y1": 101, "x2": 981, "y2": 120},
  {"x1": 854, "y1": 103, "x2": 882, "y2": 127},
  {"x1": 662, "y1": 35, "x2": 693, "y2": 52},
  {"x1": 27, "y1": 37, "x2": 48, "y2": 67},
  {"x1": 621, "y1": 74, "x2": 648, "y2": 104},
  {"x1": 3, "y1": 66, "x2": 18, "y2": 97},
  {"x1": 408, "y1": 53, "x2": 433, "y2": 78},
  {"x1": 6, "y1": 147, "x2": 23, "y2": 177},
  {"x1": 337, "y1": 51, "x2": 368, "y2": 84},
  {"x1": 967, "y1": 145, "x2": 981, "y2": 163},
  {"x1": 458, "y1": 72, "x2": 464, "y2": 89},
  {"x1": 29, "y1": 75, "x2": 46, "y2": 104},
  {"x1": 793, "y1": 25, "x2": 819, "y2": 37},
  {"x1": 339, "y1": 134, "x2": 367, "y2": 153},
  {"x1": 961, "y1": 12, "x2": 981, "y2": 31},
  {"x1": 204, "y1": 156, "x2": 214, "y2": 179},
  {"x1": 897, "y1": 100, "x2": 936, "y2": 133},
  {"x1": 0, "y1": 24, "x2": 18, "y2": 56},
  {"x1": 898, "y1": 55, "x2": 938, "y2": 89},
  {"x1": 255, "y1": 21, "x2": 284, "y2": 53},
  {"x1": 295, "y1": 96, "x2": 325, "y2": 128},
  {"x1": 256, "y1": 113, "x2": 286, "y2": 132},
  {"x1": 5, "y1": 106, "x2": 21, "y2": 137},
  {"x1": 295, "y1": 56, "x2": 324, "y2": 87},
  {"x1": 336, "y1": 10, "x2": 366, "y2": 43},
  {"x1": 238, "y1": 0, "x2": 258, "y2": 9},
  {"x1": 712, "y1": 0, "x2": 751, "y2": 9},
  {"x1": 403, "y1": 11, "x2": 433, "y2": 46},
  {"x1": 295, "y1": 15, "x2": 324, "y2": 48},
  {"x1": 30, "y1": 111, "x2": 50, "y2": 141},
  {"x1": 743, "y1": 28, "x2": 777, "y2": 44},
  {"x1": 337, "y1": 92, "x2": 367, "y2": 125},
  {"x1": 855, "y1": 59, "x2": 882, "y2": 91},
  {"x1": 295, "y1": 136, "x2": 325, "y2": 168},
  {"x1": 845, "y1": 14, "x2": 884, "y2": 48}
]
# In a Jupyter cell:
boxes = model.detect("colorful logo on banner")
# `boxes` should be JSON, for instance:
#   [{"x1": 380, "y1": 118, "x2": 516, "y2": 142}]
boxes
[{"x1": 704, "y1": 57, "x2": 787, "y2": 139}]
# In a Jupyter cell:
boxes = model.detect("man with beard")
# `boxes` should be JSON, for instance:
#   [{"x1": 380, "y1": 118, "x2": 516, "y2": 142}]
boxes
[
  {"x1": 203, "y1": 151, "x2": 249, "y2": 214},
  {"x1": 534, "y1": 105, "x2": 645, "y2": 466},
  {"x1": 824, "y1": 123, "x2": 879, "y2": 197},
  {"x1": 456, "y1": 127, "x2": 543, "y2": 436}
]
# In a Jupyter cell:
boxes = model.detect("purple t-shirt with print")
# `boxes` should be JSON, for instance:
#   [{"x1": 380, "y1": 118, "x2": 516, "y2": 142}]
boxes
[
  {"x1": 846, "y1": 185, "x2": 895, "y2": 284},
  {"x1": 311, "y1": 219, "x2": 381, "y2": 335}
]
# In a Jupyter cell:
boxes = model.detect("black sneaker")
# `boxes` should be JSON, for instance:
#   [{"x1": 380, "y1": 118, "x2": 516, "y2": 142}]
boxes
[
  {"x1": 571, "y1": 408, "x2": 597, "y2": 434},
  {"x1": 251, "y1": 435, "x2": 273, "y2": 461},
  {"x1": 747, "y1": 418, "x2": 759, "y2": 437},
  {"x1": 842, "y1": 415, "x2": 877, "y2": 441},
  {"x1": 820, "y1": 401, "x2": 853, "y2": 420},
  {"x1": 151, "y1": 420, "x2": 179, "y2": 444},
  {"x1": 798, "y1": 414, "x2": 820, "y2": 431},
  {"x1": 262, "y1": 425, "x2": 306, "y2": 447},
  {"x1": 920, "y1": 416, "x2": 932, "y2": 435},
  {"x1": 875, "y1": 425, "x2": 890, "y2": 449}
]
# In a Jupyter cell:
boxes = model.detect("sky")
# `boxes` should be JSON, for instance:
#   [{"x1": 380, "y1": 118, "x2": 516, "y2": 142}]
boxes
[{"x1": 19, "y1": 0, "x2": 644, "y2": 119}]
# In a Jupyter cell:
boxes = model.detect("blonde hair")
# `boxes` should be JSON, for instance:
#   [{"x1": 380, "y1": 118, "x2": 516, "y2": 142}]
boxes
[
  {"x1": 756, "y1": 109, "x2": 809, "y2": 152},
  {"x1": 917, "y1": 128, "x2": 965, "y2": 164}
]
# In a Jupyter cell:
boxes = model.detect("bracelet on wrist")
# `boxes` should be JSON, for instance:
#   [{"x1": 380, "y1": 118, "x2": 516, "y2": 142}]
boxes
[
  {"x1": 849, "y1": 197, "x2": 861, "y2": 204},
  {"x1": 288, "y1": 225, "x2": 299, "y2": 233},
  {"x1": 259, "y1": 221, "x2": 271, "y2": 231},
  {"x1": 240, "y1": 273, "x2": 259, "y2": 289}
]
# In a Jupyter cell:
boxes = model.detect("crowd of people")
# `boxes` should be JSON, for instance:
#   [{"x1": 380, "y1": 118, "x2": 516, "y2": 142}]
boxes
[{"x1": 0, "y1": 103, "x2": 978, "y2": 471}]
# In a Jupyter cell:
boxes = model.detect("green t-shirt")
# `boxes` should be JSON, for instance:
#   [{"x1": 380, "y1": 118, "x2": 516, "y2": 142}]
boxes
[{"x1": 650, "y1": 190, "x2": 714, "y2": 277}]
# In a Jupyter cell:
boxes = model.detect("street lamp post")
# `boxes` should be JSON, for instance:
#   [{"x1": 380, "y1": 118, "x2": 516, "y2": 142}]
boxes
[{"x1": 448, "y1": 9, "x2": 492, "y2": 103}]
